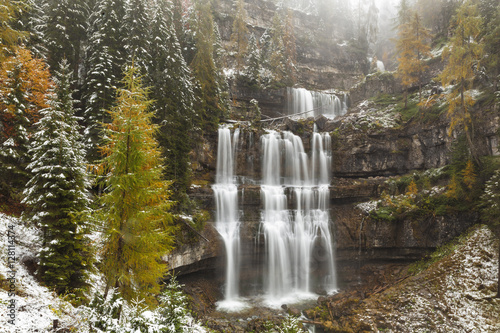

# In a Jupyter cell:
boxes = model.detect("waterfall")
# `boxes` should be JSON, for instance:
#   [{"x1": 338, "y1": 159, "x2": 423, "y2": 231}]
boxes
[
  {"x1": 287, "y1": 87, "x2": 347, "y2": 119},
  {"x1": 213, "y1": 127, "x2": 246, "y2": 311},
  {"x1": 213, "y1": 125, "x2": 337, "y2": 309},
  {"x1": 377, "y1": 60, "x2": 385, "y2": 72},
  {"x1": 260, "y1": 130, "x2": 337, "y2": 306}
]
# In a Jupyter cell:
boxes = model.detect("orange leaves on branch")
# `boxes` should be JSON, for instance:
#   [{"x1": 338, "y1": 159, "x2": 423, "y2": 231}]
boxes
[
  {"x1": 406, "y1": 180, "x2": 418, "y2": 198},
  {"x1": 0, "y1": 47, "x2": 53, "y2": 140},
  {"x1": 462, "y1": 159, "x2": 477, "y2": 191}
]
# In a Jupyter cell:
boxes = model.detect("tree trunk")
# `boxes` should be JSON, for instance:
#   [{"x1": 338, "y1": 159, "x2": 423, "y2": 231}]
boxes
[{"x1": 464, "y1": 126, "x2": 481, "y2": 166}]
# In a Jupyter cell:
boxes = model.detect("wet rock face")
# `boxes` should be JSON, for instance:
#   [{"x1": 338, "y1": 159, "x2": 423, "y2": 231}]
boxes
[
  {"x1": 331, "y1": 124, "x2": 451, "y2": 177},
  {"x1": 214, "y1": 0, "x2": 366, "y2": 91},
  {"x1": 181, "y1": 108, "x2": 498, "y2": 288},
  {"x1": 349, "y1": 72, "x2": 403, "y2": 105},
  {"x1": 169, "y1": 177, "x2": 479, "y2": 291}
]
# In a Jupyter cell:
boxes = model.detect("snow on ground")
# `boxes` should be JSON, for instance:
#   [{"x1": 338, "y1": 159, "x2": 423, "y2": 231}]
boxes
[
  {"x1": 351, "y1": 226, "x2": 500, "y2": 332},
  {"x1": 0, "y1": 213, "x2": 209, "y2": 332},
  {"x1": 0, "y1": 213, "x2": 79, "y2": 332},
  {"x1": 342, "y1": 99, "x2": 401, "y2": 130}
]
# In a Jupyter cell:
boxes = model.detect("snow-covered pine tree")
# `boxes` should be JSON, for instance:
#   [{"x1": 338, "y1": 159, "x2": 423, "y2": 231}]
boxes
[
  {"x1": 282, "y1": 9, "x2": 297, "y2": 86},
  {"x1": 230, "y1": 0, "x2": 248, "y2": 72},
  {"x1": 18, "y1": 0, "x2": 48, "y2": 59},
  {"x1": 83, "y1": 0, "x2": 126, "y2": 161},
  {"x1": 123, "y1": 0, "x2": 150, "y2": 70},
  {"x1": 483, "y1": 4, "x2": 500, "y2": 93},
  {"x1": 189, "y1": 0, "x2": 227, "y2": 130},
  {"x1": 96, "y1": 65, "x2": 175, "y2": 303},
  {"x1": 213, "y1": 22, "x2": 230, "y2": 118},
  {"x1": 246, "y1": 33, "x2": 262, "y2": 87},
  {"x1": 44, "y1": 0, "x2": 89, "y2": 80},
  {"x1": 22, "y1": 59, "x2": 91, "y2": 294},
  {"x1": 0, "y1": 47, "x2": 52, "y2": 207},
  {"x1": 171, "y1": 0, "x2": 187, "y2": 53},
  {"x1": 148, "y1": 0, "x2": 197, "y2": 206},
  {"x1": 268, "y1": 12, "x2": 286, "y2": 85}
]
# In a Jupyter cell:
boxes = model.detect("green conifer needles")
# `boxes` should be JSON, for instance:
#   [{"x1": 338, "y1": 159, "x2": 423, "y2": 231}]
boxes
[{"x1": 96, "y1": 65, "x2": 174, "y2": 303}]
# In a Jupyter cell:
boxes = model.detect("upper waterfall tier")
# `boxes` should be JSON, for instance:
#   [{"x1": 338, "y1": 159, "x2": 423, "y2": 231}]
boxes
[
  {"x1": 286, "y1": 88, "x2": 347, "y2": 119},
  {"x1": 215, "y1": 127, "x2": 240, "y2": 184},
  {"x1": 261, "y1": 130, "x2": 332, "y2": 186}
]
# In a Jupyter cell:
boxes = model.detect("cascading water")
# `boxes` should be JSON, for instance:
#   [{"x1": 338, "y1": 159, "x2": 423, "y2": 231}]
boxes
[
  {"x1": 212, "y1": 127, "x2": 246, "y2": 310},
  {"x1": 260, "y1": 130, "x2": 337, "y2": 306},
  {"x1": 287, "y1": 87, "x2": 347, "y2": 119}
]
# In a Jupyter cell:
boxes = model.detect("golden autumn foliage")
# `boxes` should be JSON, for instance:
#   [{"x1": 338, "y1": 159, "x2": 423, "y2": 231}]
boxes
[
  {"x1": 95, "y1": 65, "x2": 175, "y2": 304},
  {"x1": 0, "y1": 47, "x2": 53, "y2": 137},
  {"x1": 406, "y1": 179, "x2": 418, "y2": 198},
  {"x1": 440, "y1": 0, "x2": 483, "y2": 162},
  {"x1": 0, "y1": 0, "x2": 28, "y2": 61},
  {"x1": 0, "y1": 46, "x2": 53, "y2": 212},
  {"x1": 446, "y1": 174, "x2": 461, "y2": 200},
  {"x1": 0, "y1": 46, "x2": 53, "y2": 167},
  {"x1": 396, "y1": 11, "x2": 432, "y2": 108},
  {"x1": 462, "y1": 159, "x2": 477, "y2": 191}
]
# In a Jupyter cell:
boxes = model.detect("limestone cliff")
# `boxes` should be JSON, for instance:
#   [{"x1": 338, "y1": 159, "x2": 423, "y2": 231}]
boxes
[{"x1": 213, "y1": 0, "x2": 366, "y2": 91}]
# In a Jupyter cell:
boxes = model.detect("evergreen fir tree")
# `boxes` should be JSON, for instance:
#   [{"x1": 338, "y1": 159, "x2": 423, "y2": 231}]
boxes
[
  {"x1": 440, "y1": 0, "x2": 484, "y2": 163},
  {"x1": 258, "y1": 28, "x2": 272, "y2": 84},
  {"x1": 213, "y1": 23, "x2": 230, "y2": 116},
  {"x1": 246, "y1": 33, "x2": 261, "y2": 87},
  {"x1": 22, "y1": 59, "x2": 91, "y2": 294},
  {"x1": 483, "y1": 4, "x2": 500, "y2": 94},
  {"x1": 83, "y1": 0, "x2": 126, "y2": 160},
  {"x1": 123, "y1": 0, "x2": 150, "y2": 70},
  {"x1": 397, "y1": 0, "x2": 412, "y2": 26},
  {"x1": 282, "y1": 9, "x2": 297, "y2": 86},
  {"x1": 190, "y1": 0, "x2": 227, "y2": 131},
  {"x1": 44, "y1": 0, "x2": 89, "y2": 79},
  {"x1": 173, "y1": 0, "x2": 194, "y2": 63},
  {"x1": 0, "y1": 47, "x2": 52, "y2": 205},
  {"x1": 96, "y1": 65, "x2": 175, "y2": 303},
  {"x1": 230, "y1": 0, "x2": 248, "y2": 72},
  {"x1": 19, "y1": 0, "x2": 48, "y2": 59},
  {"x1": 148, "y1": 0, "x2": 197, "y2": 207},
  {"x1": 171, "y1": 0, "x2": 186, "y2": 45},
  {"x1": 268, "y1": 12, "x2": 286, "y2": 85}
]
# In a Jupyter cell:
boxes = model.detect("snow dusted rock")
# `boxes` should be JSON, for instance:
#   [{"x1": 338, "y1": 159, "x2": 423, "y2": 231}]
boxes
[{"x1": 312, "y1": 225, "x2": 500, "y2": 332}]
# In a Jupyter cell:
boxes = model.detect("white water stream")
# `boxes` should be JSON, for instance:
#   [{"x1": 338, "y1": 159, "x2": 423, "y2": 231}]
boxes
[
  {"x1": 287, "y1": 87, "x2": 347, "y2": 119},
  {"x1": 214, "y1": 116, "x2": 338, "y2": 311},
  {"x1": 260, "y1": 130, "x2": 337, "y2": 307},
  {"x1": 213, "y1": 127, "x2": 248, "y2": 311}
]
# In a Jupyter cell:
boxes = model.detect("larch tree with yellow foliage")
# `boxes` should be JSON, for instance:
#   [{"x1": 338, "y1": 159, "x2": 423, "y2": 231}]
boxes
[
  {"x1": 462, "y1": 159, "x2": 477, "y2": 191},
  {"x1": 0, "y1": 0, "x2": 28, "y2": 61},
  {"x1": 440, "y1": 0, "x2": 484, "y2": 162},
  {"x1": 0, "y1": 47, "x2": 53, "y2": 205},
  {"x1": 396, "y1": 11, "x2": 432, "y2": 108},
  {"x1": 95, "y1": 65, "x2": 175, "y2": 304}
]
